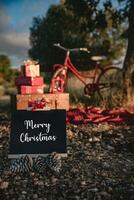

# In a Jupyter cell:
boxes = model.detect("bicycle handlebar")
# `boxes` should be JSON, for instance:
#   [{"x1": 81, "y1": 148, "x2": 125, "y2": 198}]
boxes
[
  {"x1": 79, "y1": 48, "x2": 90, "y2": 53},
  {"x1": 53, "y1": 43, "x2": 90, "y2": 53},
  {"x1": 53, "y1": 43, "x2": 67, "y2": 51}
]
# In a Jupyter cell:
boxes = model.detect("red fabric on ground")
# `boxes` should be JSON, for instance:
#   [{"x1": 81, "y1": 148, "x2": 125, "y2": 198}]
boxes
[{"x1": 67, "y1": 107, "x2": 134, "y2": 124}]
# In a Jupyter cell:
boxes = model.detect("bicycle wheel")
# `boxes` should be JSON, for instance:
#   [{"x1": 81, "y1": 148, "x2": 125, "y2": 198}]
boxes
[
  {"x1": 97, "y1": 66, "x2": 123, "y2": 105},
  {"x1": 49, "y1": 66, "x2": 67, "y2": 93}
]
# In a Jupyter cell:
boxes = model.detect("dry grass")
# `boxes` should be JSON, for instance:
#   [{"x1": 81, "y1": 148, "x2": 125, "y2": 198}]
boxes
[
  {"x1": 65, "y1": 70, "x2": 124, "y2": 108},
  {"x1": 65, "y1": 75, "x2": 90, "y2": 106}
]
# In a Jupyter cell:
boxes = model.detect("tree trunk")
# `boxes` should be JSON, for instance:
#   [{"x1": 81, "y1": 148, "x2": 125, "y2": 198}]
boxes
[{"x1": 123, "y1": 0, "x2": 134, "y2": 110}]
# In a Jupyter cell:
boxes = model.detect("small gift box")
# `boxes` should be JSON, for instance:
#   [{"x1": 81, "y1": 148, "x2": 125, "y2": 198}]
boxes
[
  {"x1": 15, "y1": 76, "x2": 44, "y2": 86},
  {"x1": 16, "y1": 93, "x2": 69, "y2": 111},
  {"x1": 22, "y1": 64, "x2": 40, "y2": 77},
  {"x1": 19, "y1": 85, "x2": 44, "y2": 94}
]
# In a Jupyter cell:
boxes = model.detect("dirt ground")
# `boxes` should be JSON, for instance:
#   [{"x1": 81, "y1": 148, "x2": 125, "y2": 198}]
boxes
[{"x1": 0, "y1": 112, "x2": 134, "y2": 200}]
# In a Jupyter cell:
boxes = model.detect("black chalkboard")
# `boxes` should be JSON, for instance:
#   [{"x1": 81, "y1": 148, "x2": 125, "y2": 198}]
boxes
[{"x1": 9, "y1": 110, "x2": 66, "y2": 158}]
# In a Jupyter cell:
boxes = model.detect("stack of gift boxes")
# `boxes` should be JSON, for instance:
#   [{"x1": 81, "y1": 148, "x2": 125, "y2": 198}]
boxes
[
  {"x1": 14, "y1": 60, "x2": 69, "y2": 111},
  {"x1": 15, "y1": 60, "x2": 44, "y2": 95}
]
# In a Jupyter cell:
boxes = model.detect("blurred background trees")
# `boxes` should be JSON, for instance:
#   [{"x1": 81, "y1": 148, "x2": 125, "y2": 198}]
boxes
[
  {"x1": 0, "y1": 0, "x2": 133, "y2": 109},
  {"x1": 0, "y1": 0, "x2": 134, "y2": 107},
  {"x1": 29, "y1": 0, "x2": 134, "y2": 108},
  {"x1": 0, "y1": 55, "x2": 11, "y2": 82},
  {"x1": 0, "y1": 55, "x2": 19, "y2": 96},
  {"x1": 29, "y1": 0, "x2": 126, "y2": 72}
]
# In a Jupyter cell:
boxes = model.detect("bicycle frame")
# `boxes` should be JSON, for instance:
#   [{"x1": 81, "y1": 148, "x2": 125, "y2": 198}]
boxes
[
  {"x1": 50, "y1": 43, "x2": 121, "y2": 99},
  {"x1": 50, "y1": 43, "x2": 116, "y2": 95},
  {"x1": 53, "y1": 51, "x2": 100, "y2": 86}
]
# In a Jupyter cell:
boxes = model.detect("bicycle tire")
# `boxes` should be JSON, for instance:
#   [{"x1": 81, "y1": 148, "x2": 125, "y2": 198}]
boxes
[
  {"x1": 49, "y1": 66, "x2": 67, "y2": 93},
  {"x1": 96, "y1": 66, "x2": 123, "y2": 104}
]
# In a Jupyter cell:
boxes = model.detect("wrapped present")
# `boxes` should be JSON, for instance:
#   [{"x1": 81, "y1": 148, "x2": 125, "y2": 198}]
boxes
[
  {"x1": 19, "y1": 85, "x2": 44, "y2": 94},
  {"x1": 15, "y1": 76, "x2": 44, "y2": 86},
  {"x1": 28, "y1": 98, "x2": 50, "y2": 111},
  {"x1": 16, "y1": 93, "x2": 69, "y2": 111},
  {"x1": 51, "y1": 77, "x2": 65, "y2": 93},
  {"x1": 22, "y1": 64, "x2": 40, "y2": 77},
  {"x1": 54, "y1": 93, "x2": 69, "y2": 110}
]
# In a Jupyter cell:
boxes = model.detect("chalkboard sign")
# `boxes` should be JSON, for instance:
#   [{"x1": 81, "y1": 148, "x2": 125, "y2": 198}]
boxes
[{"x1": 9, "y1": 110, "x2": 66, "y2": 158}]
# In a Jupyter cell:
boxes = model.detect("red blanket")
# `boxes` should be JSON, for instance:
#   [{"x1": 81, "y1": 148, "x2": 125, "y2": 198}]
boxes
[{"x1": 67, "y1": 107, "x2": 134, "y2": 124}]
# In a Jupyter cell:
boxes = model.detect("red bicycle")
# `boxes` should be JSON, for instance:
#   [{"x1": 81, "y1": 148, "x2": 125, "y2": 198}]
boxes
[{"x1": 49, "y1": 43, "x2": 122, "y2": 100}]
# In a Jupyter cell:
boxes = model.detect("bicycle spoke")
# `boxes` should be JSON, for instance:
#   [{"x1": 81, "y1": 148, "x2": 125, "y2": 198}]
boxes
[{"x1": 96, "y1": 67, "x2": 123, "y2": 107}]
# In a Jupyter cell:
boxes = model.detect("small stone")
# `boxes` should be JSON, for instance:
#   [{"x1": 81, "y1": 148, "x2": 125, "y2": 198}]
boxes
[
  {"x1": 100, "y1": 191, "x2": 111, "y2": 199},
  {"x1": 67, "y1": 130, "x2": 74, "y2": 140},
  {"x1": 15, "y1": 176, "x2": 21, "y2": 180},
  {"x1": 36, "y1": 181, "x2": 44, "y2": 186},
  {"x1": 88, "y1": 188, "x2": 98, "y2": 192},
  {"x1": 81, "y1": 181, "x2": 86, "y2": 186},
  {"x1": 103, "y1": 162, "x2": 110, "y2": 169},
  {"x1": 107, "y1": 187, "x2": 113, "y2": 193},
  {"x1": 30, "y1": 172, "x2": 35, "y2": 176},
  {"x1": 33, "y1": 194, "x2": 38, "y2": 199},
  {"x1": 0, "y1": 181, "x2": 9, "y2": 189},
  {"x1": 130, "y1": 184, "x2": 134, "y2": 189},
  {"x1": 51, "y1": 177, "x2": 58, "y2": 185},
  {"x1": 18, "y1": 195, "x2": 26, "y2": 200},
  {"x1": 107, "y1": 145, "x2": 115, "y2": 150},
  {"x1": 21, "y1": 191, "x2": 27, "y2": 195}
]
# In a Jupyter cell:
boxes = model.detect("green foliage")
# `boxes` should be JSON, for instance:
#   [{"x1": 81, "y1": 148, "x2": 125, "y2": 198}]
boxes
[
  {"x1": 0, "y1": 54, "x2": 20, "y2": 85},
  {"x1": 29, "y1": 0, "x2": 127, "y2": 72},
  {"x1": 0, "y1": 55, "x2": 10, "y2": 75},
  {"x1": 0, "y1": 55, "x2": 14, "y2": 84}
]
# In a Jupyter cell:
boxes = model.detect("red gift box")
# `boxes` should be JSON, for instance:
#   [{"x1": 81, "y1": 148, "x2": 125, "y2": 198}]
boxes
[
  {"x1": 16, "y1": 93, "x2": 69, "y2": 110},
  {"x1": 19, "y1": 85, "x2": 44, "y2": 94},
  {"x1": 22, "y1": 64, "x2": 40, "y2": 77},
  {"x1": 15, "y1": 76, "x2": 44, "y2": 86}
]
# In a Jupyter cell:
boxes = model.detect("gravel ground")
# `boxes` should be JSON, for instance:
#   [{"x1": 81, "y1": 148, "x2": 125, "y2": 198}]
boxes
[{"x1": 0, "y1": 112, "x2": 134, "y2": 200}]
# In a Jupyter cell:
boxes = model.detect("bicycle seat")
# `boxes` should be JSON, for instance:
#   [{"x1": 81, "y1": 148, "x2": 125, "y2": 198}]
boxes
[{"x1": 91, "y1": 56, "x2": 107, "y2": 61}]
